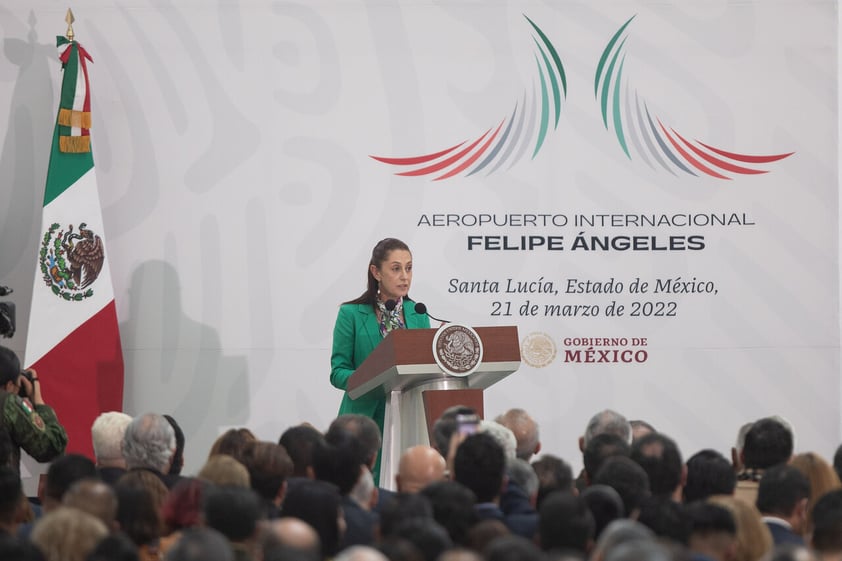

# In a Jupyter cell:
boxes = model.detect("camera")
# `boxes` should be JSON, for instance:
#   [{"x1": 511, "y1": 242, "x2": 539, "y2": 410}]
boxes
[
  {"x1": 18, "y1": 369, "x2": 34, "y2": 398},
  {"x1": 0, "y1": 285, "x2": 14, "y2": 339}
]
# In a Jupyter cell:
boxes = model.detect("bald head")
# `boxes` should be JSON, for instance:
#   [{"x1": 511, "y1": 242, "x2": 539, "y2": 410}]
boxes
[
  {"x1": 395, "y1": 446, "x2": 447, "y2": 493},
  {"x1": 495, "y1": 408, "x2": 540, "y2": 461},
  {"x1": 266, "y1": 517, "x2": 320, "y2": 554}
]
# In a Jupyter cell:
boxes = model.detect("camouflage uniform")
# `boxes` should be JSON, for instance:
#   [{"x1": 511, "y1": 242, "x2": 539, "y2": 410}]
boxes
[{"x1": 0, "y1": 390, "x2": 68, "y2": 473}]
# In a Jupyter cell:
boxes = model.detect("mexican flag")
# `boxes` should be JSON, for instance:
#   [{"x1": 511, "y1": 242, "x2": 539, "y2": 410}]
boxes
[{"x1": 24, "y1": 34, "x2": 124, "y2": 458}]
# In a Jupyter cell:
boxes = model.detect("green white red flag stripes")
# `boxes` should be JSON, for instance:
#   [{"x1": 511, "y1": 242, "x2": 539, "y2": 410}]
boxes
[{"x1": 24, "y1": 35, "x2": 123, "y2": 458}]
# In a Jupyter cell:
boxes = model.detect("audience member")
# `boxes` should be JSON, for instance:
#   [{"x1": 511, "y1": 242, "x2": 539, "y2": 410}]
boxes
[
  {"x1": 379, "y1": 492, "x2": 433, "y2": 539},
  {"x1": 810, "y1": 489, "x2": 842, "y2": 558},
  {"x1": 91, "y1": 411, "x2": 132, "y2": 485},
  {"x1": 453, "y1": 434, "x2": 506, "y2": 522},
  {"x1": 209, "y1": 428, "x2": 257, "y2": 463},
  {"x1": 115, "y1": 474, "x2": 166, "y2": 559},
  {"x1": 395, "y1": 446, "x2": 446, "y2": 493},
  {"x1": 62, "y1": 479, "x2": 119, "y2": 532},
  {"x1": 790, "y1": 452, "x2": 842, "y2": 515},
  {"x1": 730, "y1": 422, "x2": 754, "y2": 475},
  {"x1": 280, "y1": 424, "x2": 324, "y2": 479},
  {"x1": 85, "y1": 533, "x2": 140, "y2": 561},
  {"x1": 281, "y1": 479, "x2": 345, "y2": 559},
  {"x1": 430, "y1": 406, "x2": 477, "y2": 457},
  {"x1": 576, "y1": 410, "x2": 631, "y2": 491},
  {"x1": 630, "y1": 432, "x2": 684, "y2": 502},
  {"x1": 592, "y1": 456, "x2": 651, "y2": 518},
  {"x1": 495, "y1": 408, "x2": 541, "y2": 461},
  {"x1": 485, "y1": 534, "x2": 546, "y2": 561},
  {"x1": 165, "y1": 527, "x2": 234, "y2": 561},
  {"x1": 0, "y1": 464, "x2": 24, "y2": 534},
  {"x1": 708, "y1": 495, "x2": 772, "y2": 561},
  {"x1": 507, "y1": 458, "x2": 539, "y2": 508},
  {"x1": 636, "y1": 496, "x2": 689, "y2": 544},
  {"x1": 580, "y1": 485, "x2": 625, "y2": 539},
  {"x1": 30, "y1": 506, "x2": 108, "y2": 561},
  {"x1": 755, "y1": 464, "x2": 809, "y2": 546},
  {"x1": 334, "y1": 545, "x2": 389, "y2": 561},
  {"x1": 532, "y1": 454, "x2": 574, "y2": 508},
  {"x1": 684, "y1": 450, "x2": 737, "y2": 503},
  {"x1": 685, "y1": 502, "x2": 737, "y2": 561},
  {"x1": 538, "y1": 492, "x2": 595, "y2": 555},
  {"x1": 583, "y1": 434, "x2": 631, "y2": 488},
  {"x1": 198, "y1": 454, "x2": 251, "y2": 487},
  {"x1": 419, "y1": 480, "x2": 479, "y2": 547},
  {"x1": 203, "y1": 485, "x2": 265, "y2": 561},
  {"x1": 629, "y1": 420, "x2": 656, "y2": 443},
  {"x1": 123, "y1": 413, "x2": 180, "y2": 489},
  {"x1": 735, "y1": 417, "x2": 793, "y2": 505},
  {"x1": 391, "y1": 517, "x2": 452, "y2": 561},
  {"x1": 41, "y1": 453, "x2": 98, "y2": 513},
  {"x1": 263, "y1": 517, "x2": 321, "y2": 558},
  {"x1": 239, "y1": 440, "x2": 293, "y2": 518}
]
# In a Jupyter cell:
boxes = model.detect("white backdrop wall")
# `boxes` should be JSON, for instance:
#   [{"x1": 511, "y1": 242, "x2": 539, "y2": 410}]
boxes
[{"x1": 0, "y1": 0, "x2": 839, "y2": 479}]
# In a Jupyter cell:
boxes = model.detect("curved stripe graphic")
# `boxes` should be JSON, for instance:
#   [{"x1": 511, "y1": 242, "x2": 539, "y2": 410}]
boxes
[
  {"x1": 371, "y1": 15, "x2": 567, "y2": 181},
  {"x1": 595, "y1": 16, "x2": 794, "y2": 180}
]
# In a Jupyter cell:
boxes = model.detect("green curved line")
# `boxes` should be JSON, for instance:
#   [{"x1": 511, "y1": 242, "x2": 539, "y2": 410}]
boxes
[
  {"x1": 600, "y1": 37, "x2": 627, "y2": 129},
  {"x1": 524, "y1": 15, "x2": 567, "y2": 96},
  {"x1": 613, "y1": 56, "x2": 630, "y2": 158},
  {"x1": 595, "y1": 15, "x2": 636, "y2": 97},
  {"x1": 533, "y1": 38, "x2": 561, "y2": 128},
  {"x1": 533, "y1": 55, "x2": 550, "y2": 158}
]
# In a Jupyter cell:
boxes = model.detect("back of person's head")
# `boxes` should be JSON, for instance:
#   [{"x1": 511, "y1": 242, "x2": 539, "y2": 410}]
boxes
[
  {"x1": 281, "y1": 479, "x2": 343, "y2": 558},
  {"x1": 834, "y1": 444, "x2": 842, "y2": 484},
  {"x1": 327, "y1": 414, "x2": 382, "y2": 468},
  {"x1": 590, "y1": 519, "x2": 654, "y2": 561},
  {"x1": 85, "y1": 533, "x2": 139, "y2": 561},
  {"x1": 453, "y1": 432, "x2": 505, "y2": 503},
  {"x1": 0, "y1": 464, "x2": 23, "y2": 526},
  {"x1": 312, "y1": 429, "x2": 368, "y2": 495},
  {"x1": 592, "y1": 456, "x2": 650, "y2": 517},
  {"x1": 507, "y1": 457, "x2": 539, "y2": 500},
  {"x1": 756, "y1": 464, "x2": 810, "y2": 517},
  {"x1": 165, "y1": 527, "x2": 235, "y2": 561},
  {"x1": 162, "y1": 477, "x2": 207, "y2": 533},
  {"x1": 629, "y1": 433, "x2": 683, "y2": 499},
  {"x1": 279, "y1": 425, "x2": 324, "y2": 478},
  {"x1": 239, "y1": 440, "x2": 293, "y2": 502},
  {"x1": 683, "y1": 449, "x2": 736, "y2": 502},
  {"x1": 263, "y1": 517, "x2": 321, "y2": 560},
  {"x1": 811, "y1": 489, "x2": 842, "y2": 553},
  {"x1": 123, "y1": 413, "x2": 176, "y2": 472},
  {"x1": 334, "y1": 545, "x2": 389, "y2": 561},
  {"x1": 479, "y1": 420, "x2": 517, "y2": 460},
  {"x1": 603, "y1": 540, "x2": 671, "y2": 561},
  {"x1": 62, "y1": 479, "x2": 118, "y2": 531},
  {"x1": 629, "y1": 420, "x2": 656, "y2": 443},
  {"x1": 485, "y1": 534, "x2": 546, "y2": 561},
  {"x1": 379, "y1": 492, "x2": 433, "y2": 539},
  {"x1": 431, "y1": 405, "x2": 476, "y2": 455},
  {"x1": 44, "y1": 454, "x2": 98, "y2": 506},
  {"x1": 790, "y1": 451, "x2": 842, "y2": 509},
  {"x1": 197, "y1": 454, "x2": 251, "y2": 487},
  {"x1": 208, "y1": 428, "x2": 256, "y2": 462},
  {"x1": 636, "y1": 496, "x2": 690, "y2": 545},
  {"x1": 742, "y1": 418, "x2": 793, "y2": 470},
  {"x1": 114, "y1": 476, "x2": 164, "y2": 546},
  {"x1": 0, "y1": 346, "x2": 21, "y2": 387},
  {"x1": 495, "y1": 408, "x2": 540, "y2": 461},
  {"x1": 532, "y1": 454, "x2": 574, "y2": 508},
  {"x1": 91, "y1": 412, "x2": 132, "y2": 465},
  {"x1": 163, "y1": 415, "x2": 185, "y2": 476},
  {"x1": 203, "y1": 485, "x2": 263, "y2": 543},
  {"x1": 685, "y1": 502, "x2": 736, "y2": 556},
  {"x1": 583, "y1": 433, "x2": 630, "y2": 483},
  {"x1": 419, "y1": 480, "x2": 479, "y2": 546},
  {"x1": 707, "y1": 495, "x2": 773, "y2": 561},
  {"x1": 580, "y1": 485, "x2": 624, "y2": 540},
  {"x1": 583, "y1": 410, "x2": 631, "y2": 448},
  {"x1": 118, "y1": 468, "x2": 169, "y2": 510},
  {"x1": 539, "y1": 492, "x2": 595, "y2": 554},
  {"x1": 31, "y1": 506, "x2": 108, "y2": 561},
  {"x1": 391, "y1": 517, "x2": 452, "y2": 561}
]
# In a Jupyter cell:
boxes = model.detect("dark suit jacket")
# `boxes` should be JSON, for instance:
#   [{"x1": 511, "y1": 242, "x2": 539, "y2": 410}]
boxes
[
  {"x1": 340, "y1": 496, "x2": 378, "y2": 549},
  {"x1": 765, "y1": 519, "x2": 805, "y2": 546}
]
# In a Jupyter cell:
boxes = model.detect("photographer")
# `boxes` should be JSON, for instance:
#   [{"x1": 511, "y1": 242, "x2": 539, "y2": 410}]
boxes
[{"x1": 0, "y1": 346, "x2": 67, "y2": 473}]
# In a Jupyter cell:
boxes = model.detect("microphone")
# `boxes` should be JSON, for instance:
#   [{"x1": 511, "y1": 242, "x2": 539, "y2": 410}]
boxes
[
  {"x1": 384, "y1": 299, "x2": 397, "y2": 311},
  {"x1": 414, "y1": 302, "x2": 450, "y2": 324}
]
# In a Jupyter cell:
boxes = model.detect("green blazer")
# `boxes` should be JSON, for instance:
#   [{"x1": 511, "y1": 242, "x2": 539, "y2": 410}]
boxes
[{"x1": 329, "y1": 301, "x2": 430, "y2": 480}]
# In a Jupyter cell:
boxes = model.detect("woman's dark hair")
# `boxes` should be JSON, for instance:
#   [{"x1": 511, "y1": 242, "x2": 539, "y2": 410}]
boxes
[
  {"x1": 280, "y1": 479, "x2": 343, "y2": 558},
  {"x1": 0, "y1": 346, "x2": 21, "y2": 387},
  {"x1": 345, "y1": 238, "x2": 411, "y2": 308},
  {"x1": 114, "y1": 480, "x2": 162, "y2": 546}
]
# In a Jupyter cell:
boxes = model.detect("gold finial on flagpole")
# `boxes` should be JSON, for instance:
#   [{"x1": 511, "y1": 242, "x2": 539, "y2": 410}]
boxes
[{"x1": 65, "y1": 8, "x2": 75, "y2": 41}]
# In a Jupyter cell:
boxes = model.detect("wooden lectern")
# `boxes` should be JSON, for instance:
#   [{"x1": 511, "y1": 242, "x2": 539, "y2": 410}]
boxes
[{"x1": 347, "y1": 325, "x2": 521, "y2": 489}]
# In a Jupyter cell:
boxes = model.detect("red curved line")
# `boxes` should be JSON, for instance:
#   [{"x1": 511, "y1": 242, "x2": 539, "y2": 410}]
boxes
[
  {"x1": 369, "y1": 140, "x2": 467, "y2": 166},
  {"x1": 657, "y1": 120, "x2": 730, "y2": 180},
  {"x1": 671, "y1": 129, "x2": 766, "y2": 175},
  {"x1": 696, "y1": 141, "x2": 794, "y2": 164},
  {"x1": 434, "y1": 120, "x2": 506, "y2": 181},
  {"x1": 396, "y1": 129, "x2": 494, "y2": 177}
]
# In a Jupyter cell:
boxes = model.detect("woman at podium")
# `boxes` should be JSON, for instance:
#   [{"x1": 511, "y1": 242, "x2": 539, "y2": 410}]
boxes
[{"x1": 329, "y1": 238, "x2": 430, "y2": 479}]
